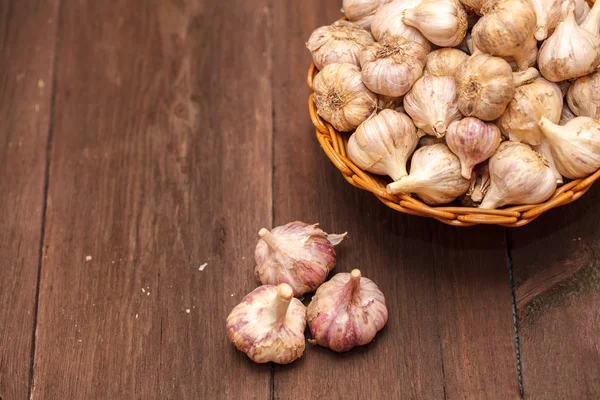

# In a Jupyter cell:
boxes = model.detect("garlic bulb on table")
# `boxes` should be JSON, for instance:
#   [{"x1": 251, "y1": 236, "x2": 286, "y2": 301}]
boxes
[
  {"x1": 348, "y1": 110, "x2": 419, "y2": 180},
  {"x1": 567, "y1": 71, "x2": 600, "y2": 119},
  {"x1": 306, "y1": 21, "x2": 375, "y2": 70},
  {"x1": 387, "y1": 143, "x2": 471, "y2": 204},
  {"x1": 360, "y1": 36, "x2": 428, "y2": 97},
  {"x1": 402, "y1": 0, "x2": 468, "y2": 47},
  {"x1": 424, "y1": 48, "x2": 469, "y2": 77},
  {"x1": 255, "y1": 221, "x2": 347, "y2": 296},
  {"x1": 403, "y1": 76, "x2": 462, "y2": 137},
  {"x1": 371, "y1": 0, "x2": 432, "y2": 49},
  {"x1": 307, "y1": 269, "x2": 388, "y2": 353},
  {"x1": 343, "y1": 0, "x2": 392, "y2": 30},
  {"x1": 480, "y1": 142, "x2": 557, "y2": 209},
  {"x1": 313, "y1": 63, "x2": 378, "y2": 132},
  {"x1": 227, "y1": 283, "x2": 306, "y2": 364}
]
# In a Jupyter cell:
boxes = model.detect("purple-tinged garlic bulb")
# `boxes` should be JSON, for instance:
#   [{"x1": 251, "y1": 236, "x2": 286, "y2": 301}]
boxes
[{"x1": 307, "y1": 269, "x2": 388, "y2": 352}]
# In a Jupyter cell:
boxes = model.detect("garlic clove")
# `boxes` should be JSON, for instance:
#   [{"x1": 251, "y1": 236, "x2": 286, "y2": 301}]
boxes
[
  {"x1": 479, "y1": 142, "x2": 557, "y2": 209},
  {"x1": 254, "y1": 222, "x2": 347, "y2": 296},
  {"x1": 423, "y1": 48, "x2": 469, "y2": 77},
  {"x1": 371, "y1": 0, "x2": 432, "y2": 49},
  {"x1": 313, "y1": 63, "x2": 378, "y2": 132},
  {"x1": 386, "y1": 143, "x2": 471, "y2": 205},
  {"x1": 343, "y1": 0, "x2": 392, "y2": 30},
  {"x1": 348, "y1": 110, "x2": 419, "y2": 180},
  {"x1": 226, "y1": 283, "x2": 307, "y2": 364},
  {"x1": 402, "y1": 0, "x2": 468, "y2": 47},
  {"x1": 307, "y1": 269, "x2": 388, "y2": 353},
  {"x1": 403, "y1": 76, "x2": 462, "y2": 137},
  {"x1": 567, "y1": 70, "x2": 600, "y2": 119},
  {"x1": 458, "y1": 162, "x2": 490, "y2": 206}
]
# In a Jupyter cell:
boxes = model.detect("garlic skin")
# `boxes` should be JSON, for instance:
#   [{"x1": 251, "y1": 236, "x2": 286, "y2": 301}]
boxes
[
  {"x1": 567, "y1": 71, "x2": 600, "y2": 119},
  {"x1": 423, "y1": 48, "x2": 469, "y2": 77},
  {"x1": 417, "y1": 134, "x2": 446, "y2": 148},
  {"x1": 402, "y1": 0, "x2": 468, "y2": 47},
  {"x1": 446, "y1": 117, "x2": 501, "y2": 179},
  {"x1": 307, "y1": 269, "x2": 388, "y2": 353},
  {"x1": 575, "y1": 0, "x2": 591, "y2": 24},
  {"x1": 255, "y1": 222, "x2": 347, "y2": 296},
  {"x1": 378, "y1": 95, "x2": 405, "y2": 112},
  {"x1": 387, "y1": 143, "x2": 471, "y2": 205},
  {"x1": 480, "y1": 142, "x2": 557, "y2": 209},
  {"x1": 404, "y1": 76, "x2": 462, "y2": 137},
  {"x1": 560, "y1": 104, "x2": 577, "y2": 125},
  {"x1": 226, "y1": 284, "x2": 306, "y2": 364},
  {"x1": 459, "y1": 162, "x2": 490, "y2": 206},
  {"x1": 343, "y1": 0, "x2": 392, "y2": 30},
  {"x1": 307, "y1": 21, "x2": 375, "y2": 70},
  {"x1": 371, "y1": 0, "x2": 432, "y2": 49},
  {"x1": 360, "y1": 36, "x2": 428, "y2": 97},
  {"x1": 539, "y1": 116, "x2": 600, "y2": 179},
  {"x1": 458, "y1": 0, "x2": 487, "y2": 15},
  {"x1": 348, "y1": 110, "x2": 419, "y2": 180},
  {"x1": 313, "y1": 63, "x2": 378, "y2": 132}
]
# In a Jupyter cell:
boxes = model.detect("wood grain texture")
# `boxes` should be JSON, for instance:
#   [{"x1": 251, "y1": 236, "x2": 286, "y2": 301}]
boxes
[
  {"x1": 30, "y1": 1, "x2": 272, "y2": 398},
  {"x1": 510, "y1": 187, "x2": 600, "y2": 399},
  {"x1": 0, "y1": 1, "x2": 58, "y2": 398}
]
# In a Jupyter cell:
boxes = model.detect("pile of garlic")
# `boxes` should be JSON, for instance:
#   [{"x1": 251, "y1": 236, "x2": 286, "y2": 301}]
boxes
[{"x1": 307, "y1": 0, "x2": 600, "y2": 209}]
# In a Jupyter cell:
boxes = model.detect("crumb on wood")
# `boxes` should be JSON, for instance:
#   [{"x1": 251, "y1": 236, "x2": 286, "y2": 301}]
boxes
[
  {"x1": 85, "y1": 255, "x2": 92, "y2": 261},
  {"x1": 135, "y1": 314, "x2": 138, "y2": 319},
  {"x1": 38, "y1": 79, "x2": 45, "y2": 88},
  {"x1": 199, "y1": 263, "x2": 207, "y2": 271},
  {"x1": 186, "y1": 309, "x2": 191, "y2": 313},
  {"x1": 141, "y1": 288, "x2": 145, "y2": 293},
  {"x1": 230, "y1": 293, "x2": 234, "y2": 297}
]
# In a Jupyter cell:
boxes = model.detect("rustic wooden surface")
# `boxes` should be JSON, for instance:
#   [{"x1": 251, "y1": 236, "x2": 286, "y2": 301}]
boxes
[{"x1": 0, "y1": 0, "x2": 598, "y2": 399}]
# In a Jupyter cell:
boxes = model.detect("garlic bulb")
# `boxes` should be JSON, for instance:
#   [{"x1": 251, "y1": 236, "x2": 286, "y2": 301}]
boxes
[
  {"x1": 560, "y1": 104, "x2": 577, "y2": 125},
  {"x1": 567, "y1": 71, "x2": 600, "y2": 119},
  {"x1": 404, "y1": 76, "x2": 462, "y2": 137},
  {"x1": 402, "y1": 0, "x2": 468, "y2": 47},
  {"x1": 575, "y1": 0, "x2": 591, "y2": 24},
  {"x1": 538, "y1": 2, "x2": 600, "y2": 82},
  {"x1": 446, "y1": 117, "x2": 501, "y2": 179},
  {"x1": 307, "y1": 21, "x2": 375, "y2": 70},
  {"x1": 371, "y1": 0, "x2": 432, "y2": 49},
  {"x1": 348, "y1": 110, "x2": 419, "y2": 180},
  {"x1": 472, "y1": 0, "x2": 537, "y2": 71},
  {"x1": 343, "y1": 0, "x2": 392, "y2": 30},
  {"x1": 424, "y1": 48, "x2": 469, "y2": 77},
  {"x1": 480, "y1": 142, "x2": 557, "y2": 209},
  {"x1": 528, "y1": 0, "x2": 562, "y2": 41},
  {"x1": 539, "y1": 116, "x2": 600, "y2": 179},
  {"x1": 255, "y1": 222, "x2": 347, "y2": 296},
  {"x1": 386, "y1": 143, "x2": 470, "y2": 204},
  {"x1": 533, "y1": 140, "x2": 564, "y2": 184},
  {"x1": 313, "y1": 63, "x2": 378, "y2": 132},
  {"x1": 360, "y1": 36, "x2": 428, "y2": 97},
  {"x1": 226, "y1": 283, "x2": 306, "y2": 364},
  {"x1": 307, "y1": 269, "x2": 388, "y2": 353},
  {"x1": 459, "y1": 162, "x2": 490, "y2": 206}
]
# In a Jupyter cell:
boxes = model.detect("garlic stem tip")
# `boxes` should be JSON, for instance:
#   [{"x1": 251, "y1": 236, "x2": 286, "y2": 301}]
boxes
[
  {"x1": 258, "y1": 228, "x2": 270, "y2": 238},
  {"x1": 350, "y1": 269, "x2": 362, "y2": 279},
  {"x1": 277, "y1": 283, "x2": 294, "y2": 302}
]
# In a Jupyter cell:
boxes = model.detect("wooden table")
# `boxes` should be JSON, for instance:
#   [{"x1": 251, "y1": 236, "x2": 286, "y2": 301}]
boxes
[{"x1": 1, "y1": 1, "x2": 599, "y2": 399}]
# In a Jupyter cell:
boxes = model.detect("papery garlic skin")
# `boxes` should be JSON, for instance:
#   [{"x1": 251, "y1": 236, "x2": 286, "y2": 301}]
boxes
[
  {"x1": 458, "y1": 0, "x2": 487, "y2": 15},
  {"x1": 227, "y1": 284, "x2": 306, "y2": 364},
  {"x1": 575, "y1": 0, "x2": 591, "y2": 24},
  {"x1": 539, "y1": 116, "x2": 600, "y2": 179},
  {"x1": 348, "y1": 110, "x2": 419, "y2": 180},
  {"x1": 446, "y1": 118, "x2": 501, "y2": 179},
  {"x1": 424, "y1": 48, "x2": 469, "y2": 77},
  {"x1": 404, "y1": 76, "x2": 462, "y2": 137},
  {"x1": 343, "y1": 0, "x2": 392, "y2": 30},
  {"x1": 307, "y1": 269, "x2": 388, "y2": 353},
  {"x1": 459, "y1": 162, "x2": 490, "y2": 206},
  {"x1": 360, "y1": 36, "x2": 428, "y2": 97},
  {"x1": 403, "y1": 0, "x2": 468, "y2": 47},
  {"x1": 371, "y1": 0, "x2": 432, "y2": 49},
  {"x1": 378, "y1": 95, "x2": 405, "y2": 112},
  {"x1": 307, "y1": 21, "x2": 375, "y2": 70},
  {"x1": 480, "y1": 142, "x2": 557, "y2": 209},
  {"x1": 567, "y1": 71, "x2": 600, "y2": 119},
  {"x1": 560, "y1": 104, "x2": 577, "y2": 125},
  {"x1": 255, "y1": 222, "x2": 347, "y2": 296},
  {"x1": 313, "y1": 63, "x2": 378, "y2": 132},
  {"x1": 417, "y1": 134, "x2": 446, "y2": 148},
  {"x1": 387, "y1": 143, "x2": 471, "y2": 205}
]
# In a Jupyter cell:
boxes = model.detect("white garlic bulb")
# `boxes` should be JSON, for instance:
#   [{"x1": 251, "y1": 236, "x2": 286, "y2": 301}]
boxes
[
  {"x1": 386, "y1": 143, "x2": 471, "y2": 205},
  {"x1": 424, "y1": 48, "x2": 469, "y2": 77},
  {"x1": 480, "y1": 142, "x2": 557, "y2": 209},
  {"x1": 560, "y1": 104, "x2": 577, "y2": 125},
  {"x1": 567, "y1": 71, "x2": 600, "y2": 119},
  {"x1": 371, "y1": 0, "x2": 432, "y2": 49},
  {"x1": 528, "y1": 0, "x2": 562, "y2": 41},
  {"x1": 539, "y1": 116, "x2": 600, "y2": 179},
  {"x1": 306, "y1": 21, "x2": 375, "y2": 70},
  {"x1": 313, "y1": 63, "x2": 378, "y2": 132},
  {"x1": 348, "y1": 110, "x2": 419, "y2": 180},
  {"x1": 403, "y1": 76, "x2": 462, "y2": 137},
  {"x1": 446, "y1": 117, "x2": 502, "y2": 179},
  {"x1": 360, "y1": 36, "x2": 428, "y2": 97},
  {"x1": 538, "y1": 2, "x2": 600, "y2": 82},
  {"x1": 402, "y1": 0, "x2": 468, "y2": 47},
  {"x1": 343, "y1": 0, "x2": 392, "y2": 30}
]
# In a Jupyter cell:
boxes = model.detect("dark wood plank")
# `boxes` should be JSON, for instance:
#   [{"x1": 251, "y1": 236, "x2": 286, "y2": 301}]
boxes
[
  {"x1": 0, "y1": 1, "x2": 59, "y2": 398},
  {"x1": 510, "y1": 187, "x2": 600, "y2": 399},
  {"x1": 30, "y1": 1, "x2": 272, "y2": 398}
]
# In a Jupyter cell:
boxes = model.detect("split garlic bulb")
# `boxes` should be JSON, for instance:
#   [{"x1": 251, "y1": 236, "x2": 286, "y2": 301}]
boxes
[
  {"x1": 480, "y1": 142, "x2": 557, "y2": 209},
  {"x1": 255, "y1": 221, "x2": 347, "y2": 296},
  {"x1": 343, "y1": 0, "x2": 392, "y2": 29},
  {"x1": 424, "y1": 48, "x2": 469, "y2": 77},
  {"x1": 313, "y1": 63, "x2": 377, "y2": 132},
  {"x1": 371, "y1": 0, "x2": 431, "y2": 49},
  {"x1": 539, "y1": 116, "x2": 600, "y2": 179},
  {"x1": 403, "y1": 76, "x2": 462, "y2": 137},
  {"x1": 306, "y1": 21, "x2": 375, "y2": 70},
  {"x1": 560, "y1": 104, "x2": 577, "y2": 125},
  {"x1": 402, "y1": 0, "x2": 468, "y2": 47},
  {"x1": 360, "y1": 36, "x2": 428, "y2": 97},
  {"x1": 307, "y1": 269, "x2": 388, "y2": 353},
  {"x1": 348, "y1": 110, "x2": 419, "y2": 180},
  {"x1": 446, "y1": 117, "x2": 501, "y2": 179},
  {"x1": 226, "y1": 283, "x2": 306, "y2": 364},
  {"x1": 538, "y1": 2, "x2": 600, "y2": 82},
  {"x1": 567, "y1": 71, "x2": 600, "y2": 119},
  {"x1": 386, "y1": 143, "x2": 470, "y2": 205}
]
